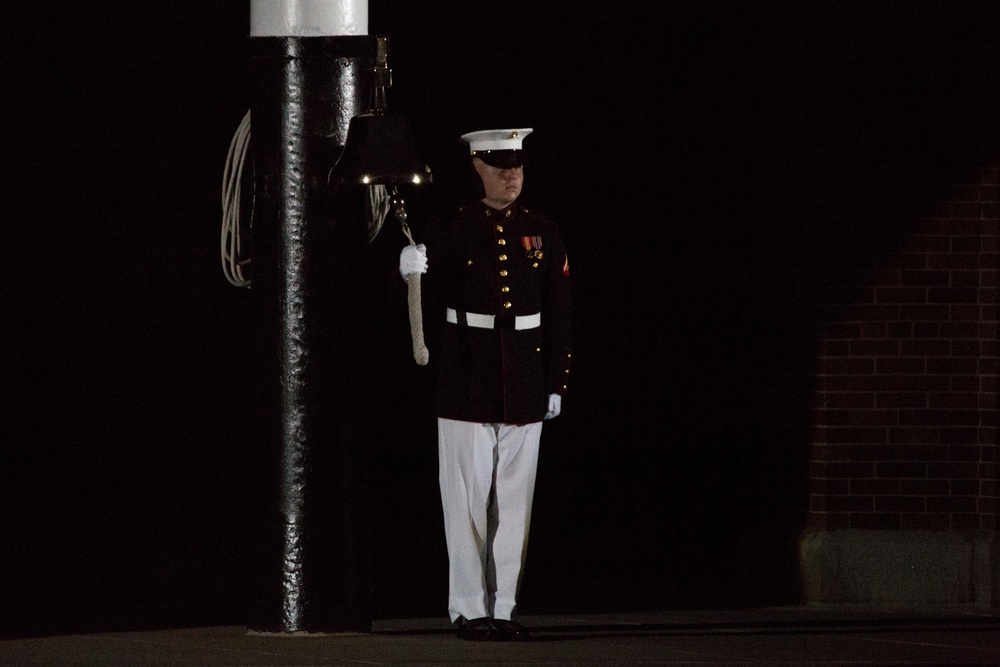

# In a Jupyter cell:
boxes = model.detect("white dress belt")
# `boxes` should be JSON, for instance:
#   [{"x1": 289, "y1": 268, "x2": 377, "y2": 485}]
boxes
[{"x1": 447, "y1": 308, "x2": 541, "y2": 331}]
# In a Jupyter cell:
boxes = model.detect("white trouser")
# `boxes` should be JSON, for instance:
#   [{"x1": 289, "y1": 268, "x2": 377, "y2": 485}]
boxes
[{"x1": 437, "y1": 418, "x2": 542, "y2": 622}]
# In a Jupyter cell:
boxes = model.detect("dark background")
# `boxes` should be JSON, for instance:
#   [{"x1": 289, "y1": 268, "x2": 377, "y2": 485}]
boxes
[{"x1": 3, "y1": 1, "x2": 998, "y2": 637}]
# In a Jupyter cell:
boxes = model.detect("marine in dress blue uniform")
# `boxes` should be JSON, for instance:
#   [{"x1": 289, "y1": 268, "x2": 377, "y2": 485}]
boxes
[{"x1": 399, "y1": 128, "x2": 571, "y2": 641}]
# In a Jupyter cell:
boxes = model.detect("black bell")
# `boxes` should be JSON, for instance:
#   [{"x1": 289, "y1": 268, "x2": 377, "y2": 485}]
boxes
[
  {"x1": 329, "y1": 112, "x2": 432, "y2": 186},
  {"x1": 328, "y1": 36, "x2": 431, "y2": 187}
]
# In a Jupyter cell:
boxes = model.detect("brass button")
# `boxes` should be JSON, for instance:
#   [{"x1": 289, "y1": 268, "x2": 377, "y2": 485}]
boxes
[
  {"x1": 503, "y1": 301, "x2": 512, "y2": 309},
  {"x1": 567, "y1": 353, "x2": 572, "y2": 359},
  {"x1": 467, "y1": 260, "x2": 473, "y2": 266},
  {"x1": 532, "y1": 262, "x2": 538, "y2": 268},
  {"x1": 498, "y1": 238, "x2": 506, "y2": 246},
  {"x1": 536, "y1": 347, "x2": 541, "y2": 352},
  {"x1": 501, "y1": 286, "x2": 510, "y2": 293},
  {"x1": 496, "y1": 225, "x2": 504, "y2": 233},
  {"x1": 505, "y1": 209, "x2": 512, "y2": 217},
  {"x1": 499, "y1": 269, "x2": 508, "y2": 277},
  {"x1": 499, "y1": 254, "x2": 508, "y2": 261},
  {"x1": 485, "y1": 209, "x2": 492, "y2": 217}
]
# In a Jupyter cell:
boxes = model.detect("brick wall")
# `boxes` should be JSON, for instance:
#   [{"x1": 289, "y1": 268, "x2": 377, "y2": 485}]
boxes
[{"x1": 808, "y1": 166, "x2": 999, "y2": 533}]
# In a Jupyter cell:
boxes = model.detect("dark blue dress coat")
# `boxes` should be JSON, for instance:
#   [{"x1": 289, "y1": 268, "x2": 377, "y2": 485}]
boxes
[{"x1": 423, "y1": 201, "x2": 572, "y2": 425}]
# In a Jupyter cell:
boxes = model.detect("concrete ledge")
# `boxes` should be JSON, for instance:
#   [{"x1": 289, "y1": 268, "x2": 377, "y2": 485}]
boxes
[{"x1": 800, "y1": 529, "x2": 999, "y2": 608}]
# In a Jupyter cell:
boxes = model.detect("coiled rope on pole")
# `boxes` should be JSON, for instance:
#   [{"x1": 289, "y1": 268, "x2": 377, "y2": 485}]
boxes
[{"x1": 221, "y1": 109, "x2": 253, "y2": 287}]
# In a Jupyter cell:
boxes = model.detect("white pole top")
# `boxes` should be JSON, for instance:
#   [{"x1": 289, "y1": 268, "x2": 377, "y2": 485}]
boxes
[{"x1": 250, "y1": 0, "x2": 368, "y2": 36}]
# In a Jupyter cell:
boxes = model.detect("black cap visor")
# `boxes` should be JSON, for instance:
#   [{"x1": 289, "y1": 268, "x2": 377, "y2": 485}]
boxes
[{"x1": 473, "y1": 150, "x2": 524, "y2": 168}]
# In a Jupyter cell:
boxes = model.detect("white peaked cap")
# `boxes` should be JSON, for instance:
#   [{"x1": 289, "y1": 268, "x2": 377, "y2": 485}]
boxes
[{"x1": 460, "y1": 128, "x2": 534, "y2": 153}]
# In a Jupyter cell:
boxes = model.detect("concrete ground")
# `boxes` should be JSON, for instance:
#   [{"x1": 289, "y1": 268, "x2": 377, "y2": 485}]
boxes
[{"x1": 2, "y1": 607, "x2": 999, "y2": 666}]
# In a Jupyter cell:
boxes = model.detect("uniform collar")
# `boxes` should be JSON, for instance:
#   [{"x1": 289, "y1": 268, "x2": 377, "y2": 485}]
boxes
[{"x1": 473, "y1": 202, "x2": 519, "y2": 221}]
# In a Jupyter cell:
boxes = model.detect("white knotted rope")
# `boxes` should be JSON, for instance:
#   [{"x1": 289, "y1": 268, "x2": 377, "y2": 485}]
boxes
[{"x1": 397, "y1": 205, "x2": 429, "y2": 366}]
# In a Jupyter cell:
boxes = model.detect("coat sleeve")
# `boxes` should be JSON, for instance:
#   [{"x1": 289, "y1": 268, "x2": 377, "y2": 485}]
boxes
[{"x1": 542, "y1": 222, "x2": 572, "y2": 396}]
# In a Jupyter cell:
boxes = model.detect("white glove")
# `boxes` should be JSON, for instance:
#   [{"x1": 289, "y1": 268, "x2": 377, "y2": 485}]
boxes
[
  {"x1": 399, "y1": 243, "x2": 428, "y2": 280},
  {"x1": 544, "y1": 393, "x2": 562, "y2": 420}
]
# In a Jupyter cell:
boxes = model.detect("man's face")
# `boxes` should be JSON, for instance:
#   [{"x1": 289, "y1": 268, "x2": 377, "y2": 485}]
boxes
[{"x1": 473, "y1": 157, "x2": 523, "y2": 209}]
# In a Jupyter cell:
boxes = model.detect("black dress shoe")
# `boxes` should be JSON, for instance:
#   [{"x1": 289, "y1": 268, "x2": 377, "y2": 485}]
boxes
[
  {"x1": 456, "y1": 617, "x2": 498, "y2": 641},
  {"x1": 493, "y1": 619, "x2": 530, "y2": 641}
]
